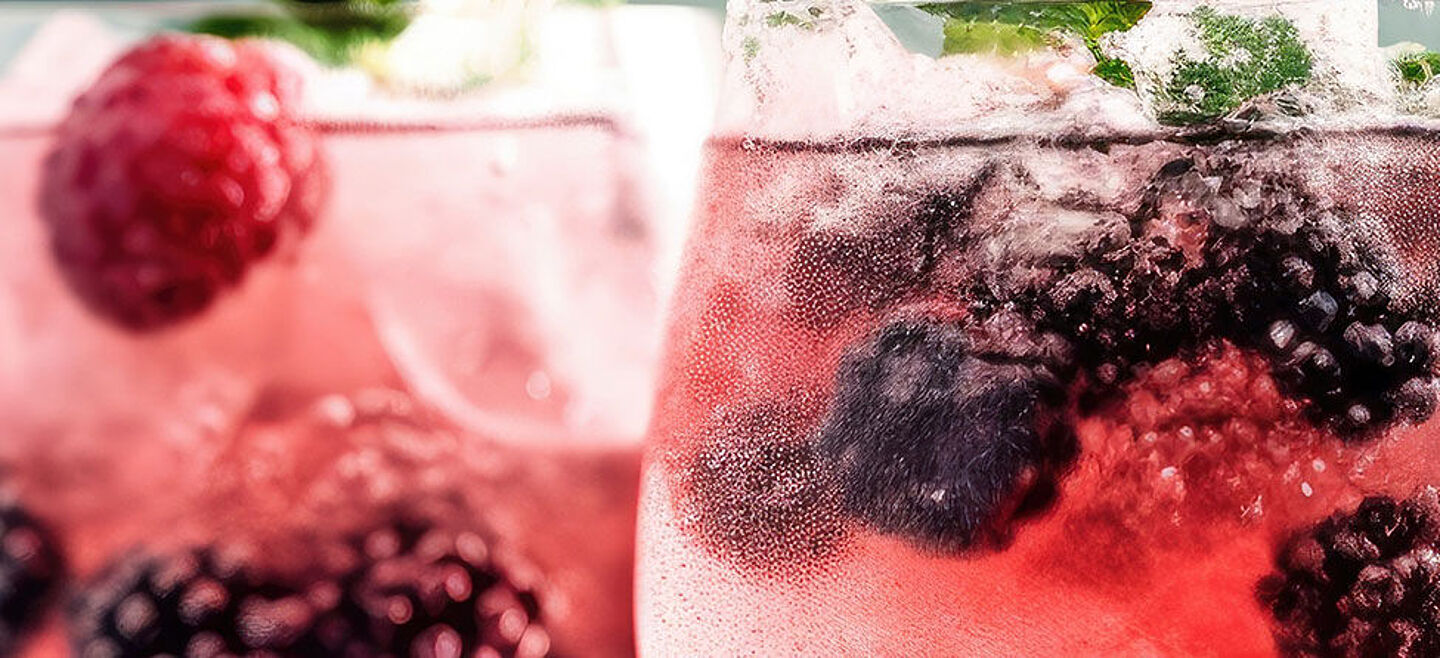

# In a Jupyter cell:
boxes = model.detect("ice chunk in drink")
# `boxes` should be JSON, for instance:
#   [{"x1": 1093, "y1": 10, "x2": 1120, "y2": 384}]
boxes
[{"x1": 638, "y1": 0, "x2": 1440, "y2": 655}]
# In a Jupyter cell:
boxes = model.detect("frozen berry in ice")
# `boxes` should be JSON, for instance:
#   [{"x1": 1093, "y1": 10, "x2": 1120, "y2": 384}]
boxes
[
  {"x1": 1258, "y1": 492, "x2": 1440, "y2": 658},
  {"x1": 0, "y1": 498, "x2": 63, "y2": 654},
  {"x1": 684, "y1": 404, "x2": 847, "y2": 572},
  {"x1": 69, "y1": 546, "x2": 321, "y2": 656},
  {"x1": 817, "y1": 320, "x2": 1075, "y2": 552},
  {"x1": 39, "y1": 34, "x2": 327, "y2": 330},
  {"x1": 316, "y1": 520, "x2": 552, "y2": 658}
]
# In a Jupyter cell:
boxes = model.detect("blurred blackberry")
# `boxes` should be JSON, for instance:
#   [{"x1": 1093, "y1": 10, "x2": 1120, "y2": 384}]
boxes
[
  {"x1": 783, "y1": 184, "x2": 981, "y2": 330},
  {"x1": 685, "y1": 404, "x2": 847, "y2": 572},
  {"x1": 0, "y1": 498, "x2": 63, "y2": 654},
  {"x1": 1258, "y1": 492, "x2": 1440, "y2": 657},
  {"x1": 816, "y1": 319, "x2": 1075, "y2": 552},
  {"x1": 69, "y1": 546, "x2": 322, "y2": 657},
  {"x1": 978, "y1": 148, "x2": 1439, "y2": 436},
  {"x1": 315, "y1": 521, "x2": 551, "y2": 658}
]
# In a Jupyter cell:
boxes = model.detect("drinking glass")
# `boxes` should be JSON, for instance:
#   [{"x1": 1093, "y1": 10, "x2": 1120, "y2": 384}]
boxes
[
  {"x1": 0, "y1": 2, "x2": 718, "y2": 655},
  {"x1": 637, "y1": 1, "x2": 1440, "y2": 654}
]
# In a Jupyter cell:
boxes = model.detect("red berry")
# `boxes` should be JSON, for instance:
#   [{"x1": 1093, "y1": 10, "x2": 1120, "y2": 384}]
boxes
[
  {"x1": 1082, "y1": 342, "x2": 1352, "y2": 533},
  {"x1": 39, "y1": 34, "x2": 327, "y2": 330}
]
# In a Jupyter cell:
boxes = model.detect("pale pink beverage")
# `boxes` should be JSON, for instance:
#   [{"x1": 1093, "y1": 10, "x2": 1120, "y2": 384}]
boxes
[
  {"x1": 638, "y1": 1, "x2": 1440, "y2": 655},
  {"x1": 0, "y1": 4, "x2": 717, "y2": 656}
]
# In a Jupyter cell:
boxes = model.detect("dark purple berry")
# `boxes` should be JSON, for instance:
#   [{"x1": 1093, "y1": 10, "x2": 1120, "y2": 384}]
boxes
[
  {"x1": 1299, "y1": 291, "x2": 1339, "y2": 333},
  {"x1": 817, "y1": 320, "x2": 1074, "y2": 552},
  {"x1": 684, "y1": 404, "x2": 848, "y2": 573},
  {"x1": 0, "y1": 498, "x2": 63, "y2": 655},
  {"x1": 69, "y1": 547, "x2": 321, "y2": 657},
  {"x1": 1259, "y1": 492, "x2": 1440, "y2": 658}
]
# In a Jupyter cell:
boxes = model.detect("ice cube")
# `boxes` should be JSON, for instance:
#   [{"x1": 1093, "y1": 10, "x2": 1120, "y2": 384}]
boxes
[
  {"x1": 717, "y1": 0, "x2": 1151, "y2": 140},
  {"x1": 1106, "y1": 0, "x2": 1392, "y2": 123}
]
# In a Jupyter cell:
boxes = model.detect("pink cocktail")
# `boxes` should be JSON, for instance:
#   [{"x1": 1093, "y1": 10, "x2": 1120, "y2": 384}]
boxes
[
  {"x1": 638, "y1": 1, "x2": 1440, "y2": 655},
  {"x1": 0, "y1": 4, "x2": 717, "y2": 656}
]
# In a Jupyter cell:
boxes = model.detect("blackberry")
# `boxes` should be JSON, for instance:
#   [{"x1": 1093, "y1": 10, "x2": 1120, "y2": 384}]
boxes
[
  {"x1": 317, "y1": 521, "x2": 552, "y2": 658},
  {"x1": 783, "y1": 183, "x2": 982, "y2": 330},
  {"x1": 1193, "y1": 158, "x2": 1439, "y2": 436},
  {"x1": 816, "y1": 320, "x2": 1075, "y2": 552},
  {"x1": 70, "y1": 524, "x2": 551, "y2": 658},
  {"x1": 0, "y1": 498, "x2": 63, "y2": 654},
  {"x1": 685, "y1": 404, "x2": 847, "y2": 572},
  {"x1": 1258, "y1": 492, "x2": 1440, "y2": 657},
  {"x1": 69, "y1": 546, "x2": 323, "y2": 657},
  {"x1": 978, "y1": 148, "x2": 1439, "y2": 436}
]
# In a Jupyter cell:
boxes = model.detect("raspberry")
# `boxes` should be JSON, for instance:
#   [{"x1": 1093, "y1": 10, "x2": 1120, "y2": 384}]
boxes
[
  {"x1": 682, "y1": 403, "x2": 848, "y2": 573},
  {"x1": 1258, "y1": 492, "x2": 1440, "y2": 658},
  {"x1": 69, "y1": 546, "x2": 325, "y2": 656},
  {"x1": 0, "y1": 497, "x2": 63, "y2": 655},
  {"x1": 39, "y1": 34, "x2": 327, "y2": 330},
  {"x1": 817, "y1": 319, "x2": 1075, "y2": 552},
  {"x1": 1082, "y1": 342, "x2": 1349, "y2": 530},
  {"x1": 318, "y1": 520, "x2": 552, "y2": 658}
]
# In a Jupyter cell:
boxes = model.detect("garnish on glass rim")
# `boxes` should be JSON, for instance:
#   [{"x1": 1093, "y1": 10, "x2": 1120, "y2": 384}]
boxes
[{"x1": 917, "y1": 1, "x2": 1151, "y2": 86}]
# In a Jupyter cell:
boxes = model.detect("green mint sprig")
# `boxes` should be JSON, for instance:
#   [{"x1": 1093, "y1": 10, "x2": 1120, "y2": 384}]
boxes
[
  {"x1": 1394, "y1": 51, "x2": 1440, "y2": 89},
  {"x1": 918, "y1": 1, "x2": 1150, "y2": 87},
  {"x1": 1156, "y1": 6, "x2": 1312, "y2": 125},
  {"x1": 189, "y1": 0, "x2": 410, "y2": 67}
]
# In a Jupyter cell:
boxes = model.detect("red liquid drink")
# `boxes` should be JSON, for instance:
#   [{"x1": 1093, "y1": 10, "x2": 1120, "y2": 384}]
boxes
[{"x1": 638, "y1": 1, "x2": 1440, "y2": 655}]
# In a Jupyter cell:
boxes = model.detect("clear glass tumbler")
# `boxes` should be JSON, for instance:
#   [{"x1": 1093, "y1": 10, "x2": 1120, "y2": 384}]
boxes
[{"x1": 637, "y1": 1, "x2": 1440, "y2": 654}]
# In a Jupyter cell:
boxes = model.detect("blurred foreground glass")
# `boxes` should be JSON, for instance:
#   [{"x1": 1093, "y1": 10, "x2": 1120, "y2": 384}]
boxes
[
  {"x1": 637, "y1": 1, "x2": 1440, "y2": 655},
  {"x1": 0, "y1": 2, "x2": 717, "y2": 656}
]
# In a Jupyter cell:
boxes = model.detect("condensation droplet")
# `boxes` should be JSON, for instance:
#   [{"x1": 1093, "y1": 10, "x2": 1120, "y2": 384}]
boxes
[
  {"x1": 525, "y1": 371, "x2": 552, "y2": 400},
  {"x1": 314, "y1": 394, "x2": 356, "y2": 427}
]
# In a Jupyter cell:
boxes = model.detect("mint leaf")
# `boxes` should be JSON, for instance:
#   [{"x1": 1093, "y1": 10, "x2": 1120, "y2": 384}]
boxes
[
  {"x1": 1394, "y1": 51, "x2": 1440, "y2": 88},
  {"x1": 1092, "y1": 54, "x2": 1135, "y2": 88},
  {"x1": 765, "y1": 11, "x2": 811, "y2": 29},
  {"x1": 189, "y1": 1, "x2": 409, "y2": 67},
  {"x1": 1157, "y1": 6, "x2": 1312, "y2": 125},
  {"x1": 940, "y1": 19, "x2": 1050, "y2": 56},
  {"x1": 920, "y1": 1, "x2": 1149, "y2": 40},
  {"x1": 919, "y1": 2, "x2": 1150, "y2": 83}
]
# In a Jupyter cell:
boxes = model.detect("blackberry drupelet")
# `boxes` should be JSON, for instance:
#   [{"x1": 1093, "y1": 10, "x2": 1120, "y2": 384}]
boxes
[
  {"x1": 69, "y1": 547, "x2": 322, "y2": 657},
  {"x1": 317, "y1": 521, "x2": 551, "y2": 658},
  {"x1": 0, "y1": 498, "x2": 63, "y2": 655},
  {"x1": 1259, "y1": 492, "x2": 1440, "y2": 657},
  {"x1": 816, "y1": 319, "x2": 1075, "y2": 552}
]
